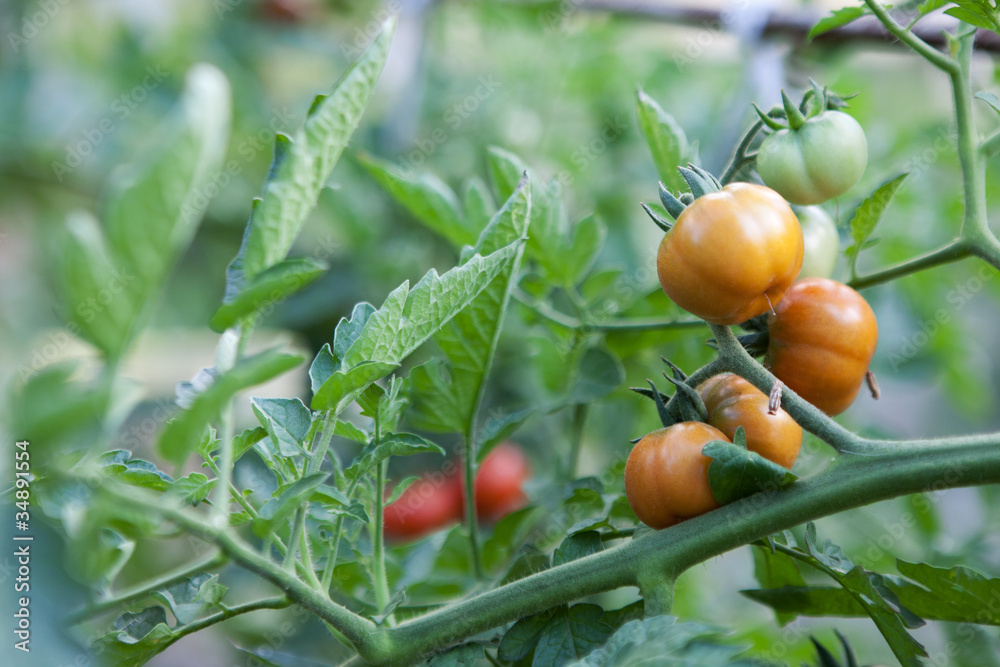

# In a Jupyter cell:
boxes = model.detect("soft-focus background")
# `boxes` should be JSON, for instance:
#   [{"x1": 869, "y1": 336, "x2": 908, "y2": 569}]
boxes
[{"x1": 3, "y1": 0, "x2": 1000, "y2": 665}]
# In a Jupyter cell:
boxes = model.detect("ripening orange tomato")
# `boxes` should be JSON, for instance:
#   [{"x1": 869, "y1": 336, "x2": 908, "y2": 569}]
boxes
[
  {"x1": 656, "y1": 183, "x2": 804, "y2": 325},
  {"x1": 624, "y1": 423, "x2": 726, "y2": 529},
  {"x1": 766, "y1": 277, "x2": 878, "y2": 416},
  {"x1": 697, "y1": 373, "x2": 802, "y2": 469}
]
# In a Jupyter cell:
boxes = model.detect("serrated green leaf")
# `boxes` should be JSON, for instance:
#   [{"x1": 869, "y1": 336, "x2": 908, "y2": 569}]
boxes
[
  {"x1": 483, "y1": 506, "x2": 543, "y2": 574},
  {"x1": 418, "y1": 177, "x2": 531, "y2": 435},
  {"x1": 533, "y1": 605, "x2": 617, "y2": 665},
  {"x1": 229, "y1": 426, "x2": 268, "y2": 462},
  {"x1": 499, "y1": 608, "x2": 558, "y2": 662},
  {"x1": 566, "y1": 346, "x2": 625, "y2": 404},
  {"x1": 636, "y1": 89, "x2": 691, "y2": 192},
  {"x1": 976, "y1": 90, "x2": 1000, "y2": 115},
  {"x1": 225, "y1": 19, "x2": 395, "y2": 293},
  {"x1": 895, "y1": 560, "x2": 1000, "y2": 624},
  {"x1": 332, "y1": 242, "x2": 522, "y2": 392},
  {"x1": 251, "y1": 397, "x2": 313, "y2": 456},
  {"x1": 311, "y1": 360, "x2": 399, "y2": 412},
  {"x1": 170, "y1": 472, "x2": 215, "y2": 506},
  {"x1": 65, "y1": 65, "x2": 230, "y2": 361},
  {"x1": 919, "y1": 0, "x2": 950, "y2": 15},
  {"x1": 91, "y1": 607, "x2": 176, "y2": 667},
  {"x1": 253, "y1": 472, "x2": 329, "y2": 538},
  {"x1": 359, "y1": 152, "x2": 474, "y2": 248},
  {"x1": 384, "y1": 476, "x2": 420, "y2": 505},
  {"x1": 946, "y1": 5, "x2": 1000, "y2": 30},
  {"x1": 159, "y1": 348, "x2": 305, "y2": 465},
  {"x1": 99, "y1": 451, "x2": 174, "y2": 491},
  {"x1": 210, "y1": 257, "x2": 327, "y2": 332},
  {"x1": 705, "y1": 438, "x2": 797, "y2": 505},
  {"x1": 808, "y1": 6, "x2": 870, "y2": 41},
  {"x1": 334, "y1": 419, "x2": 369, "y2": 444},
  {"x1": 846, "y1": 173, "x2": 908, "y2": 274},
  {"x1": 344, "y1": 433, "x2": 445, "y2": 482},
  {"x1": 553, "y1": 531, "x2": 603, "y2": 567},
  {"x1": 424, "y1": 642, "x2": 486, "y2": 666},
  {"x1": 568, "y1": 616, "x2": 754, "y2": 667},
  {"x1": 477, "y1": 408, "x2": 534, "y2": 462},
  {"x1": 151, "y1": 573, "x2": 221, "y2": 625},
  {"x1": 840, "y1": 567, "x2": 927, "y2": 665}
]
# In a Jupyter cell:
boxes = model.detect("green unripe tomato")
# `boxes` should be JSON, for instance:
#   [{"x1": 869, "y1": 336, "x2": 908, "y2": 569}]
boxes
[
  {"x1": 795, "y1": 206, "x2": 840, "y2": 280},
  {"x1": 756, "y1": 110, "x2": 867, "y2": 205}
]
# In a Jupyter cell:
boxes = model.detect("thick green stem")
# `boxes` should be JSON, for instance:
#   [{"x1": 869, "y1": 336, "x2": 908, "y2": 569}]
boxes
[
  {"x1": 381, "y1": 432, "x2": 1000, "y2": 664},
  {"x1": 708, "y1": 324, "x2": 862, "y2": 454},
  {"x1": 67, "y1": 550, "x2": 226, "y2": 623},
  {"x1": 637, "y1": 575, "x2": 674, "y2": 618},
  {"x1": 951, "y1": 32, "x2": 989, "y2": 241}
]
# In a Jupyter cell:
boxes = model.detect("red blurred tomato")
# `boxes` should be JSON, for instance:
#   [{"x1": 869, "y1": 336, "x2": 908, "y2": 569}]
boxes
[
  {"x1": 383, "y1": 473, "x2": 463, "y2": 542},
  {"x1": 473, "y1": 443, "x2": 530, "y2": 522}
]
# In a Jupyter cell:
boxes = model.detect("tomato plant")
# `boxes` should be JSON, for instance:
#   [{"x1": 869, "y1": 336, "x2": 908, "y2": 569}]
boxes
[
  {"x1": 697, "y1": 373, "x2": 802, "y2": 469},
  {"x1": 656, "y1": 182, "x2": 803, "y2": 325},
  {"x1": 766, "y1": 278, "x2": 879, "y2": 416},
  {"x1": 624, "y1": 423, "x2": 725, "y2": 529},
  {"x1": 11, "y1": 2, "x2": 1000, "y2": 666}
]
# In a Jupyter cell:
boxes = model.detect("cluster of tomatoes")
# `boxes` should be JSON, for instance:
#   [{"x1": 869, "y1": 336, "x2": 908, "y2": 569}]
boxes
[
  {"x1": 383, "y1": 443, "x2": 530, "y2": 541},
  {"x1": 626, "y1": 99, "x2": 878, "y2": 530}
]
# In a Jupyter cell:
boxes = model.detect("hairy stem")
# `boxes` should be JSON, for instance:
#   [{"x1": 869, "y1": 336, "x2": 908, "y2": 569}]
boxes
[
  {"x1": 861, "y1": 0, "x2": 957, "y2": 73},
  {"x1": 171, "y1": 595, "x2": 291, "y2": 640}
]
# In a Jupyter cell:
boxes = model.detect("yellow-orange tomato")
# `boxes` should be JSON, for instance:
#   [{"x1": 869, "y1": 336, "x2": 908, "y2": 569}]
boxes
[
  {"x1": 624, "y1": 423, "x2": 727, "y2": 529},
  {"x1": 696, "y1": 373, "x2": 802, "y2": 469},
  {"x1": 656, "y1": 183, "x2": 804, "y2": 325},
  {"x1": 766, "y1": 277, "x2": 878, "y2": 416}
]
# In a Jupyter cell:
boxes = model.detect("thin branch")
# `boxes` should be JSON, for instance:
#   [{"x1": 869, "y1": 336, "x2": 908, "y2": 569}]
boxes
[
  {"x1": 171, "y1": 595, "x2": 292, "y2": 640},
  {"x1": 513, "y1": 290, "x2": 705, "y2": 332},
  {"x1": 67, "y1": 550, "x2": 227, "y2": 624},
  {"x1": 848, "y1": 238, "x2": 971, "y2": 290}
]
